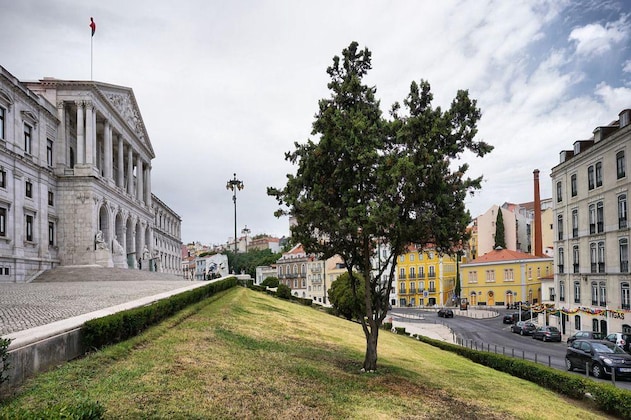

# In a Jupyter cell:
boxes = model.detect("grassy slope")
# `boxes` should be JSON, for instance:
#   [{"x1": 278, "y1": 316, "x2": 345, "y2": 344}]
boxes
[{"x1": 0, "y1": 287, "x2": 615, "y2": 419}]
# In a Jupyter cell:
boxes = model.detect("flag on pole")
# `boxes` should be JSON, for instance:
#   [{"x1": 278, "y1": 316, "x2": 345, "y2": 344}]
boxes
[{"x1": 90, "y1": 17, "x2": 96, "y2": 37}]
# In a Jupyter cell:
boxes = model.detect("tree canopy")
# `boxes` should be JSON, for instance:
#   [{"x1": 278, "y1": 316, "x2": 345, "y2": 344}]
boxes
[
  {"x1": 328, "y1": 272, "x2": 366, "y2": 320},
  {"x1": 268, "y1": 41, "x2": 493, "y2": 371}
]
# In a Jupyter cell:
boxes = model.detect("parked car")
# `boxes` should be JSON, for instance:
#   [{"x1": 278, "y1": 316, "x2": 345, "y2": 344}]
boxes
[
  {"x1": 506, "y1": 311, "x2": 532, "y2": 323},
  {"x1": 565, "y1": 339, "x2": 631, "y2": 379},
  {"x1": 566, "y1": 331, "x2": 604, "y2": 346},
  {"x1": 511, "y1": 321, "x2": 537, "y2": 336},
  {"x1": 502, "y1": 314, "x2": 514, "y2": 324},
  {"x1": 605, "y1": 332, "x2": 631, "y2": 352},
  {"x1": 532, "y1": 326, "x2": 562, "y2": 342},
  {"x1": 437, "y1": 308, "x2": 454, "y2": 318}
]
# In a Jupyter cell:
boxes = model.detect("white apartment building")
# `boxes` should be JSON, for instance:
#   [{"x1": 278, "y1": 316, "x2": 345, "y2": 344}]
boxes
[
  {"x1": 551, "y1": 108, "x2": 631, "y2": 336},
  {"x1": 0, "y1": 65, "x2": 182, "y2": 281}
]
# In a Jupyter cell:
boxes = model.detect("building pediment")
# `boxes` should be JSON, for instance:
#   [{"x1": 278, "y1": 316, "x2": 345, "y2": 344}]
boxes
[{"x1": 97, "y1": 86, "x2": 155, "y2": 156}]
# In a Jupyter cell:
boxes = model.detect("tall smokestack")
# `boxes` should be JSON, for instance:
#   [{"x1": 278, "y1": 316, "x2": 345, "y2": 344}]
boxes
[{"x1": 533, "y1": 169, "x2": 543, "y2": 257}]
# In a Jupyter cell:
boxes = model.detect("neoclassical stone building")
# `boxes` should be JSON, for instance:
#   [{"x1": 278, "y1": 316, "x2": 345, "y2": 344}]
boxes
[{"x1": 0, "y1": 65, "x2": 182, "y2": 282}]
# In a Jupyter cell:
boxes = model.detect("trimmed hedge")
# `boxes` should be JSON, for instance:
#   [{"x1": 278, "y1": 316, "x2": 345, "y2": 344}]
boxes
[
  {"x1": 416, "y1": 335, "x2": 631, "y2": 419},
  {"x1": 82, "y1": 277, "x2": 237, "y2": 349}
]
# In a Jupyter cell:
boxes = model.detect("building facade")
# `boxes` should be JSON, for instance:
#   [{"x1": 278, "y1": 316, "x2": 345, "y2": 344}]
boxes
[
  {"x1": 396, "y1": 245, "x2": 458, "y2": 307},
  {"x1": 551, "y1": 108, "x2": 631, "y2": 336},
  {"x1": 460, "y1": 248, "x2": 553, "y2": 307},
  {"x1": 277, "y1": 243, "x2": 309, "y2": 297},
  {"x1": 0, "y1": 66, "x2": 181, "y2": 282}
]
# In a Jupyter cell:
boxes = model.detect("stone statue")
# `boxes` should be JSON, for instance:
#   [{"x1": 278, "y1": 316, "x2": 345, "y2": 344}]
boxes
[
  {"x1": 95, "y1": 230, "x2": 108, "y2": 250},
  {"x1": 142, "y1": 245, "x2": 150, "y2": 260},
  {"x1": 113, "y1": 235, "x2": 124, "y2": 256}
]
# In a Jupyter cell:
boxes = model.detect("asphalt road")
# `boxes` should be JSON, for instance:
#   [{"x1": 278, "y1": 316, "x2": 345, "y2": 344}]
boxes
[{"x1": 392, "y1": 307, "x2": 631, "y2": 391}]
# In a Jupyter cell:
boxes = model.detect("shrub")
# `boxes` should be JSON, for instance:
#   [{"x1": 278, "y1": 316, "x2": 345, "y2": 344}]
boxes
[
  {"x1": 382, "y1": 322, "x2": 393, "y2": 331},
  {"x1": 261, "y1": 276, "x2": 279, "y2": 288},
  {"x1": 276, "y1": 284, "x2": 292, "y2": 299},
  {"x1": 0, "y1": 338, "x2": 10, "y2": 386},
  {"x1": 83, "y1": 277, "x2": 237, "y2": 349}
]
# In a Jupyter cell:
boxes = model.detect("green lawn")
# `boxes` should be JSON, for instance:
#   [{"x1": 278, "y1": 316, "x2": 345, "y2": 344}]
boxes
[{"x1": 0, "y1": 287, "x2": 616, "y2": 419}]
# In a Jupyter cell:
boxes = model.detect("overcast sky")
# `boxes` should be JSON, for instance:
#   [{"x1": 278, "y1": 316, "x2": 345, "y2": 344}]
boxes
[{"x1": 2, "y1": 0, "x2": 630, "y2": 246}]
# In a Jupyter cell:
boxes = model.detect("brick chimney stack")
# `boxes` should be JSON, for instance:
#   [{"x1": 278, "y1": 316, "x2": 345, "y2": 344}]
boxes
[{"x1": 533, "y1": 169, "x2": 543, "y2": 257}]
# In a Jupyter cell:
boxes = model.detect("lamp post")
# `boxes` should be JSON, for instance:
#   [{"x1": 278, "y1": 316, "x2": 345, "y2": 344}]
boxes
[
  {"x1": 241, "y1": 225, "x2": 251, "y2": 253},
  {"x1": 226, "y1": 173, "x2": 244, "y2": 261}
]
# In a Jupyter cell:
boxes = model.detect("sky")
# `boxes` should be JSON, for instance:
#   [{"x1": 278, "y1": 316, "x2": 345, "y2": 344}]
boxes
[{"x1": 2, "y1": 0, "x2": 631, "y2": 246}]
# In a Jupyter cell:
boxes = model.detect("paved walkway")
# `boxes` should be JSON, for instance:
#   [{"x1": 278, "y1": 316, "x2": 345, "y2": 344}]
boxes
[{"x1": 0, "y1": 280, "x2": 194, "y2": 337}]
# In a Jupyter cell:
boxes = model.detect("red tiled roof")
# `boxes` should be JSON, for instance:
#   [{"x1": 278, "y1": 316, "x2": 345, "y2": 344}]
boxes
[{"x1": 465, "y1": 248, "x2": 548, "y2": 264}]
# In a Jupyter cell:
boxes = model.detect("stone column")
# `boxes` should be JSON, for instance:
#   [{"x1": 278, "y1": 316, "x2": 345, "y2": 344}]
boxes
[
  {"x1": 136, "y1": 157, "x2": 144, "y2": 202},
  {"x1": 76, "y1": 101, "x2": 84, "y2": 164},
  {"x1": 127, "y1": 148, "x2": 134, "y2": 195},
  {"x1": 56, "y1": 101, "x2": 66, "y2": 167},
  {"x1": 85, "y1": 102, "x2": 94, "y2": 165},
  {"x1": 144, "y1": 165, "x2": 152, "y2": 206},
  {"x1": 104, "y1": 121, "x2": 113, "y2": 181},
  {"x1": 117, "y1": 136, "x2": 124, "y2": 188}
]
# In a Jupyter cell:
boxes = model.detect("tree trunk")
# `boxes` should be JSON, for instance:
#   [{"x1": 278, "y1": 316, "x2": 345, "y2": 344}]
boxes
[{"x1": 362, "y1": 325, "x2": 379, "y2": 371}]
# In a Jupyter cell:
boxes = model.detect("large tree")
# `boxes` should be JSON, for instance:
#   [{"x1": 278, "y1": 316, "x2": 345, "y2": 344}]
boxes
[{"x1": 268, "y1": 42, "x2": 492, "y2": 371}]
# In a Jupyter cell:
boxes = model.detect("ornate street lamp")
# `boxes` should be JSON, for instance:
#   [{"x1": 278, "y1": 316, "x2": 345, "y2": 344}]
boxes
[{"x1": 226, "y1": 173, "x2": 244, "y2": 257}]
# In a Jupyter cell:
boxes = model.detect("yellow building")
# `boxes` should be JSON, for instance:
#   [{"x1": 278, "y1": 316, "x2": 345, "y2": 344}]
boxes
[
  {"x1": 396, "y1": 245, "x2": 458, "y2": 307},
  {"x1": 460, "y1": 248, "x2": 553, "y2": 307}
]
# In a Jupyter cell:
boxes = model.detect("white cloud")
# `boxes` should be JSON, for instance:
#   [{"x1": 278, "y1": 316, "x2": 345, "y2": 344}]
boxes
[{"x1": 568, "y1": 15, "x2": 629, "y2": 57}]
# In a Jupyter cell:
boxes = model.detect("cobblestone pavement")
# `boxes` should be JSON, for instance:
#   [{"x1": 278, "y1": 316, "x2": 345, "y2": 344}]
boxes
[{"x1": 0, "y1": 280, "x2": 195, "y2": 336}]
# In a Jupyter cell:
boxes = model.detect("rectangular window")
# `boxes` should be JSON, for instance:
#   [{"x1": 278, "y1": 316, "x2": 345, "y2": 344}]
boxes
[
  {"x1": 559, "y1": 281, "x2": 565, "y2": 302},
  {"x1": 399, "y1": 268, "x2": 406, "y2": 279},
  {"x1": 0, "y1": 207, "x2": 6, "y2": 236},
  {"x1": 409, "y1": 267, "x2": 415, "y2": 279},
  {"x1": 619, "y1": 194, "x2": 627, "y2": 229},
  {"x1": 557, "y1": 214, "x2": 564, "y2": 240},
  {"x1": 597, "y1": 202, "x2": 604, "y2": 233},
  {"x1": 549, "y1": 287, "x2": 556, "y2": 301},
  {"x1": 48, "y1": 191, "x2": 54, "y2": 206},
  {"x1": 590, "y1": 243, "x2": 597, "y2": 273},
  {"x1": 622, "y1": 282, "x2": 630, "y2": 310},
  {"x1": 418, "y1": 266, "x2": 424, "y2": 278},
  {"x1": 468, "y1": 271, "x2": 477, "y2": 284},
  {"x1": 589, "y1": 204, "x2": 596, "y2": 234},
  {"x1": 557, "y1": 247, "x2": 564, "y2": 274},
  {"x1": 428, "y1": 266, "x2": 435, "y2": 278},
  {"x1": 591, "y1": 282, "x2": 598, "y2": 306},
  {"x1": 25, "y1": 181, "x2": 32, "y2": 198},
  {"x1": 617, "y1": 151, "x2": 626, "y2": 179},
  {"x1": 0, "y1": 169, "x2": 5, "y2": 189},
  {"x1": 599, "y1": 282, "x2": 606, "y2": 307},
  {"x1": 48, "y1": 221, "x2": 55, "y2": 245},
  {"x1": 26, "y1": 214, "x2": 33, "y2": 242},
  {"x1": 47, "y1": 139, "x2": 53, "y2": 166},
  {"x1": 24, "y1": 123, "x2": 32, "y2": 154},
  {"x1": 504, "y1": 268, "x2": 514, "y2": 281},
  {"x1": 400, "y1": 282, "x2": 406, "y2": 293},
  {"x1": 556, "y1": 181, "x2": 562, "y2": 202},
  {"x1": 0, "y1": 106, "x2": 5, "y2": 139},
  {"x1": 572, "y1": 209, "x2": 578, "y2": 238},
  {"x1": 571, "y1": 174, "x2": 577, "y2": 197},
  {"x1": 588, "y1": 165, "x2": 595, "y2": 190},
  {"x1": 409, "y1": 281, "x2": 416, "y2": 293},
  {"x1": 598, "y1": 241, "x2": 605, "y2": 273},
  {"x1": 620, "y1": 238, "x2": 629, "y2": 273},
  {"x1": 429, "y1": 280, "x2": 435, "y2": 292},
  {"x1": 574, "y1": 281, "x2": 581, "y2": 304},
  {"x1": 573, "y1": 245, "x2": 580, "y2": 273},
  {"x1": 485, "y1": 270, "x2": 495, "y2": 282},
  {"x1": 595, "y1": 162, "x2": 603, "y2": 187}
]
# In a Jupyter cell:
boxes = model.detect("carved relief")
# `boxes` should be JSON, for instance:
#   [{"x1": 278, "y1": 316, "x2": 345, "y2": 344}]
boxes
[
  {"x1": 103, "y1": 92, "x2": 146, "y2": 143},
  {"x1": 77, "y1": 192, "x2": 90, "y2": 204}
]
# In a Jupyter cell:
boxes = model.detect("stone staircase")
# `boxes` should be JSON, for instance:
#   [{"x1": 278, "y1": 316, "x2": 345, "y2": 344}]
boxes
[{"x1": 31, "y1": 266, "x2": 187, "y2": 283}]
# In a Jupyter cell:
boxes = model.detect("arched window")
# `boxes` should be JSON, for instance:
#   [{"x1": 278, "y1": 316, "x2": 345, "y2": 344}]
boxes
[{"x1": 574, "y1": 315, "x2": 581, "y2": 330}]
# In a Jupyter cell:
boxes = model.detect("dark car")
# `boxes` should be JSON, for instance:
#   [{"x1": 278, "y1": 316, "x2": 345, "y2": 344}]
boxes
[
  {"x1": 566, "y1": 339, "x2": 631, "y2": 379},
  {"x1": 566, "y1": 331, "x2": 604, "y2": 346},
  {"x1": 511, "y1": 321, "x2": 537, "y2": 336},
  {"x1": 532, "y1": 326, "x2": 562, "y2": 342},
  {"x1": 502, "y1": 315, "x2": 514, "y2": 324},
  {"x1": 506, "y1": 311, "x2": 532, "y2": 323},
  {"x1": 437, "y1": 308, "x2": 454, "y2": 318}
]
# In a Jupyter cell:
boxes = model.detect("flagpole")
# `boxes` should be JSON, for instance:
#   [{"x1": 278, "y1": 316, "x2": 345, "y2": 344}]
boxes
[{"x1": 90, "y1": 34, "x2": 93, "y2": 80}]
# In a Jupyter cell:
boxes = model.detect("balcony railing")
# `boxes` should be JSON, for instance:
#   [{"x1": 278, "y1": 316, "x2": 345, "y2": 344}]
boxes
[
  {"x1": 399, "y1": 274, "x2": 407, "y2": 279},
  {"x1": 573, "y1": 264, "x2": 579, "y2": 274},
  {"x1": 591, "y1": 263, "x2": 597, "y2": 273},
  {"x1": 621, "y1": 261, "x2": 629, "y2": 273},
  {"x1": 598, "y1": 262, "x2": 605, "y2": 273},
  {"x1": 620, "y1": 218, "x2": 628, "y2": 229},
  {"x1": 428, "y1": 288, "x2": 436, "y2": 293},
  {"x1": 557, "y1": 264, "x2": 564, "y2": 274}
]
